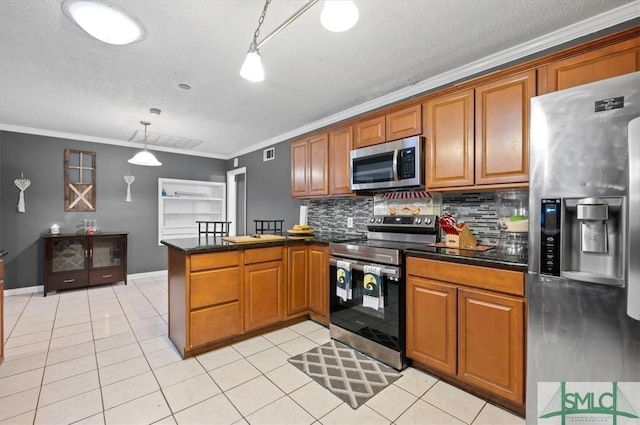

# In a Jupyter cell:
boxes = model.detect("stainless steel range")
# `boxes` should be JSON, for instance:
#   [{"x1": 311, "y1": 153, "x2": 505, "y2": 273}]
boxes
[{"x1": 329, "y1": 214, "x2": 439, "y2": 370}]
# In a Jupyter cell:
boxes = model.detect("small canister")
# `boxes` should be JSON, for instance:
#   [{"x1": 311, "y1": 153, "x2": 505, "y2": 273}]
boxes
[{"x1": 50, "y1": 224, "x2": 60, "y2": 234}]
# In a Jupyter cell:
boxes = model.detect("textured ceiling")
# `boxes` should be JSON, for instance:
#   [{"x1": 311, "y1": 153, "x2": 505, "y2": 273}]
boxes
[{"x1": 0, "y1": 0, "x2": 637, "y2": 158}]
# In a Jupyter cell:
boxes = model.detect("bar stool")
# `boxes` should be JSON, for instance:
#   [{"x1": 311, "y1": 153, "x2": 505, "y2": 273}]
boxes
[
  {"x1": 253, "y1": 220, "x2": 284, "y2": 236},
  {"x1": 196, "y1": 221, "x2": 231, "y2": 237}
]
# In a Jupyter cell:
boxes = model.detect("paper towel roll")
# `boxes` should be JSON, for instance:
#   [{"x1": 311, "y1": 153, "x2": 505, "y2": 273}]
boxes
[{"x1": 299, "y1": 206, "x2": 308, "y2": 225}]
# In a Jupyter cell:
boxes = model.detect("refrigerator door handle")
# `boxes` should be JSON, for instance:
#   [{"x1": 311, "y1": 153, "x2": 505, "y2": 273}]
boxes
[{"x1": 628, "y1": 117, "x2": 640, "y2": 321}]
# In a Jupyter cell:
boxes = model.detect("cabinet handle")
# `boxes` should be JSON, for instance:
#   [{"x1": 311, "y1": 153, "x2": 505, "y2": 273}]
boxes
[
  {"x1": 102, "y1": 274, "x2": 113, "y2": 278},
  {"x1": 63, "y1": 278, "x2": 75, "y2": 283}
]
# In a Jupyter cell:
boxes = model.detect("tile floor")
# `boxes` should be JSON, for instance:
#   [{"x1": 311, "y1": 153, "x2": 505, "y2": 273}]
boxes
[{"x1": 1, "y1": 274, "x2": 525, "y2": 425}]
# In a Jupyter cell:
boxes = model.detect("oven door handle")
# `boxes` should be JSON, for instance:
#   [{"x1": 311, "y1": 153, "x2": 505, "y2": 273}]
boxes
[
  {"x1": 329, "y1": 257, "x2": 400, "y2": 278},
  {"x1": 392, "y1": 149, "x2": 399, "y2": 181}
]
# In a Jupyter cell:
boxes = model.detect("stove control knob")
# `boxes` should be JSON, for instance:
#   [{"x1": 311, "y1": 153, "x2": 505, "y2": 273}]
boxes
[
  {"x1": 415, "y1": 218, "x2": 422, "y2": 225},
  {"x1": 424, "y1": 218, "x2": 432, "y2": 225},
  {"x1": 377, "y1": 218, "x2": 383, "y2": 224},
  {"x1": 369, "y1": 218, "x2": 375, "y2": 223}
]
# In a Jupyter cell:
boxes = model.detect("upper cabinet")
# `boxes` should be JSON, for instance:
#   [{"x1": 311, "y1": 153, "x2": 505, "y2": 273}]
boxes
[
  {"x1": 355, "y1": 105, "x2": 422, "y2": 148},
  {"x1": 538, "y1": 38, "x2": 640, "y2": 94},
  {"x1": 291, "y1": 134, "x2": 329, "y2": 198},
  {"x1": 425, "y1": 71, "x2": 535, "y2": 190},
  {"x1": 328, "y1": 125, "x2": 353, "y2": 196}
]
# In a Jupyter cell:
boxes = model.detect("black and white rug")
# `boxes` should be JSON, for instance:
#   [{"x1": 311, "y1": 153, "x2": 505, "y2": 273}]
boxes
[{"x1": 288, "y1": 340, "x2": 402, "y2": 409}]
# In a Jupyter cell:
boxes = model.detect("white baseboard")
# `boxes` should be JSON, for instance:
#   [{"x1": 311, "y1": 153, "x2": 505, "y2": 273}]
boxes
[{"x1": 3, "y1": 270, "x2": 169, "y2": 297}]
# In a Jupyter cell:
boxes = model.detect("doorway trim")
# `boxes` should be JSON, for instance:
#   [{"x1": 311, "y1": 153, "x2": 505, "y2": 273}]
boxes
[{"x1": 227, "y1": 167, "x2": 247, "y2": 237}]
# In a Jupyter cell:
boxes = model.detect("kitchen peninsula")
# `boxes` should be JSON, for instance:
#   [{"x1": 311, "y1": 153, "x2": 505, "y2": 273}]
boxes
[{"x1": 161, "y1": 235, "x2": 353, "y2": 358}]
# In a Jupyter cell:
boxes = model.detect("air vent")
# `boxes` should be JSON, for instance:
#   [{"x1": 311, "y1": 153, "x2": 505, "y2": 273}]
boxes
[
  {"x1": 263, "y1": 147, "x2": 275, "y2": 162},
  {"x1": 129, "y1": 130, "x2": 203, "y2": 150}
]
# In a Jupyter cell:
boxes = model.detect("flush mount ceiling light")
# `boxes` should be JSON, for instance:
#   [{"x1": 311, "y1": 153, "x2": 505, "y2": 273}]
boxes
[
  {"x1": 128, "y1": 121, "x2": 162, "y2": 166},
  {"x1": 62, "y1": 0, "x2": 145, "y2": 45},
  {"x1": 240, "y1": 0, "x2": 359, "y2": 82}
]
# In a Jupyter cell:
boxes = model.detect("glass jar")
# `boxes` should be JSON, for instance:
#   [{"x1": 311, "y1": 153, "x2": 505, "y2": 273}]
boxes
[{"x1": 496, "y1": 189, "x2": 529, "y2": 233}]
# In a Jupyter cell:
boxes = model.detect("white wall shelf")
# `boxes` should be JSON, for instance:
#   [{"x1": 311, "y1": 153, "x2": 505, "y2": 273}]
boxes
[{"x1": 158, "y1": 178, "x2": 226, "y2": 245}]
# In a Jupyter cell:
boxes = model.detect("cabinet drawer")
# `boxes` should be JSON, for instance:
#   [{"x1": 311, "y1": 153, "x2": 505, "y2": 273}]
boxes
[
  {"x1": 190, "y1": 302, "x2": 242, "y2": 348},
  {"x1": 47, "y1": 270, "x2": 88, "y2": 288},
  {"x1": 406, "y1": 257, "x2": 524, "y2": 296},
  {"x1": 190, "y1": 268, "x2": 240, "y2": 309},
  {"x1": 245, "y1": 247, "x2": 283, "y2": 264},
  {"x1": 89, "y1": 268, "x2": 124, "y2": 285},
  {"x1": 191, "y1": 251, "x2": 239, "y2": 272}
]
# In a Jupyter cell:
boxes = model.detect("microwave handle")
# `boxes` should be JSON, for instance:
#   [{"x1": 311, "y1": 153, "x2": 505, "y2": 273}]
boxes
[{"x1": 392, "y1": 149, "x2": 399, "y2": 181}]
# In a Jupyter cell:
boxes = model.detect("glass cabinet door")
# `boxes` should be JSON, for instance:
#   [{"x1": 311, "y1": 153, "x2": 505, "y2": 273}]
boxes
[
  {"x1": 91, "y1": 236, "x2": 123, "y2": 269},
  {"x1": 51, "y1": 239, "x2": 86, "y2": 272}
]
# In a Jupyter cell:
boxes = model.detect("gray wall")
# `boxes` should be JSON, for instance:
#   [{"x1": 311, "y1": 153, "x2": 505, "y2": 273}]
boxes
[
  {"x1": 0, "y1": 131, "x2": 226, "y2": 289},
  {"x1": 227, "y1": 142, "x2": 302, "y2": 235}
]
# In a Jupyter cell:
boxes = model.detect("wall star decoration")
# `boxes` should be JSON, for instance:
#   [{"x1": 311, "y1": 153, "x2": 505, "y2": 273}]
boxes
[
  {"x1": 124, "y1": 172, "x2": 135, "y2": 202},
  {"x1": 14, "y1": 172, "x2": 31, "y2": 213}
]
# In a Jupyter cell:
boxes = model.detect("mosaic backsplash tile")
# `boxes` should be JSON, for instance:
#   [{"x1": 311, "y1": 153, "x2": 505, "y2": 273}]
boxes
[
  {"x1": 304, "y1": 197, "x2": 372, "y2": 236},
  {"x1": 442, "y1": 192, "x2": 500, "y2": 244}
]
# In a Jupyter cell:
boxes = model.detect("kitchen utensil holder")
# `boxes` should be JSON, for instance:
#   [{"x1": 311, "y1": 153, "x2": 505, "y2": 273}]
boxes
[{"x1": 445, "y1": 224, "x2": 477, "y2": 248}]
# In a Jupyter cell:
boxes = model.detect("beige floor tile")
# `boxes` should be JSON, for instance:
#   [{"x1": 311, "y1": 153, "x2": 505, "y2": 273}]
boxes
[
  {"x1": 153, "y1": 357, "x2": 205, "y2": 388},
  {"x1": 0, "y1": 388, "x2": 40, "y2": 421},
  {"x1": 393, "y1": 367, "x2": 438, "y2": 397},
  {"x1": 196, "y1": 346, "x2": 242, "y2": 371},
  {"x1": 9, "y1": 320, "x2": 53, "y2": 337},
  {"x1": 96, "y1": 342, "x2": 143, "y2": 368},
  {"x1": 3, "y1": 340, "x2": 49, "y2": 362},
  {"x1": 246, "y1": 346, "x2": 291, "y2": 373},
  {"x1": 46, "y1": 341, "x2": 95, "y2": 366},
  {"x1": 130, "y1": 315, "x2": 166, "y2": 330},
  {"x1": 133, "y1": 323, "x2": 168, "y2": 341},
  {"x1": 232, "y1": 335, "x2": 274, "y2": 357},
  {"x1": 265, "y1": 363, "x2": 312, "y2": 394},
  {"x1": 104, "y1": 390, "x2": 171, "y2": 425},
  {"x1": 472, "y1": 403, "x2": 524, "y2": 425},
  {"x1": 225, "y1": 376, "x2": 285, "y2": 416},
  {"x1": 0, "y1": 368, "x2": 44, "y2": 398},
  {"x1": 262, "y1": 327, "x2": 300, "y2": 345},
  {"x1": 92, "y1": 322, "x2": 131, "y2": 340},
  {"x1": 246, "y1": 395, "x2": 314, "y2": 425},
  {"x1": 365, "y1": 383, "x2": 418, "y2": 421},
  {"x1": 208, "y1": 358, "x2": 261, "y2": 391},
  {"x1": 162, "y1": 373, "x2": 221, "y2": 413},
  {"x1": 5, "y1": 330, "x2": 51, "y2": 349},
  {"x1": 90, "y1": 308, "x2": 126, "y2": 321},
  {"x1": 139, "y1": 335, "x2": 176, "y2": 355},
  {"x1": 94, "y1": 331, "x2": 137, "y2": 353},
  {"x1": 0, "y1": 352, "x2": 47, "y2": 378},
  {"x1": 34, "y1": 388, "x2": 102, "y2": 425},
  {"x1": 395, "y1": 399, "x2": 465, "y2": 425},
  {"x1": 54, "y1": 313, "x2": 91, "y2": 329},
  {"x1": 0, "y1": 409, "x2": 35, "y2": 425},
  {"x1": 48, "y1": 330, "x2": 94, "y2": 351},
  {"x1": 277, "y1": 336, "x2": 318, "y2": 356},
  {"x1": 38, "y1": 370, "x2": 100, "y2": 407},
  {"x1": 174, "y1": 393, "x2": 242, "y2": 425},
  {"x1": 43, "y1": 353, "x2": 97, "y2": 385},
  {"x1": 305, "y1": 328, "x2": 331, "y2": 345},
  {"x1": 232, "y1": 420, "x2": 249, "y2": 425},
  {"x1": 421, "y1": 380, "x2": 486, "y2": 424},
  {"x1": 288, "y1": 320, "x2": 325, "y2": 335},
  {"x1": 51, "y1": 321, "x2": 93, "y2": 339},
  {"x1": 318, "y1": 403, "x2": 390, "y2": 425},
  {"x1": 152, "y1": 415, "x2": 176, "y2": 425},
  {"x1": 121, "y1": 308, "x2": 158, "y2": 323},
  {"x1": 99, "y1": 355, "x2": 150, "y2": 386},
  {"x1": 289, "y1": 381, "x2": 343, "y2": 419},
  {"x1": 146, "y1": 346, "x2": 183, "y2": 369},
  {"x1": 74, "y1": 412, "x2": 105, "y2": 424},
  {"x1": 101, "y1": 371, "x2": 160, "y2": 410}
]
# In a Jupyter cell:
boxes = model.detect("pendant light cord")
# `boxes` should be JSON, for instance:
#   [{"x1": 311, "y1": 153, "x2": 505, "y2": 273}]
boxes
[{"x1": 249, "y1": 0, "x2": 271, "y2": 51}]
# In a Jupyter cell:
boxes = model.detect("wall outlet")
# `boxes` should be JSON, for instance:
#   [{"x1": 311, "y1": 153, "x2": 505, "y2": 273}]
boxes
[{"x1": 347, "y1": 217, "x2": 354, "y2": 228}]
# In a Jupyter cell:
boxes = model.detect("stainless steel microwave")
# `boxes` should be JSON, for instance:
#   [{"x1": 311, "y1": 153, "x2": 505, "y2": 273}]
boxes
[{"x1": 350, "y1": 136, "x2": 424, "y2": 191}]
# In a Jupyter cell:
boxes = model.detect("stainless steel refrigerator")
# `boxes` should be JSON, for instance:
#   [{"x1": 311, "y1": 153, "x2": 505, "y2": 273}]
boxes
[{"x1": 527, "y1": 72, "x2": 640, "y2": 424}]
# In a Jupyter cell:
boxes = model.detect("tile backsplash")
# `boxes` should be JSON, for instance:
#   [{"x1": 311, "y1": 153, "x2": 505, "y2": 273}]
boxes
[{"x1": 305, "y1": 190, "x2": 526, "y2": 244}]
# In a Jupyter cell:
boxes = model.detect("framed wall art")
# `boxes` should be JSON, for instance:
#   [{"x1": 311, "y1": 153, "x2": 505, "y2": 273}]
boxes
[{"x1": 64, "y1": 149, "x2": 96, "y2": 212}]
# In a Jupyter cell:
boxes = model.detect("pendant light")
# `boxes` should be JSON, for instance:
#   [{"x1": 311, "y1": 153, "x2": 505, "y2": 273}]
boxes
[
  {"x1": 62, "y1": 0, "x2": 145, "y2": 45},
  {"x1": 128, "y1": 121, "x2": 162, "y2": 166},
  {"x1": 321, "y1": 1, "x2": 359, "y2": 32}
]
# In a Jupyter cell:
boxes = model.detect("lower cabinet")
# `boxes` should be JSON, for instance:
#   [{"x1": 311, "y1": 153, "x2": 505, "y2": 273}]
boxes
[
  {"x1": 245, "y1": 259, "x2": 284, "y2": 332},
  {"x1": 308, "y1": 245, "x2": 329, "y2": 325},
  {"x1": 287, "y1": 246, "x2": 309, "y2": 316},
  {"x1": 406, "y1": 256, "x2": 525, "y2": 406}
]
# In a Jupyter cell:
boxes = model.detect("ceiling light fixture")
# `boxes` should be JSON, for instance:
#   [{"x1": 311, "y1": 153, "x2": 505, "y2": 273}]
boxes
[
  {"x1": 240, "y1": 0, "x2": 359, "y2": 82},
  {"x1": 128, "y1": 121, "x2": 162, "y2": 166},
  {"x1": 62, "y1": 0, "x2": 145, "y2": 45}
]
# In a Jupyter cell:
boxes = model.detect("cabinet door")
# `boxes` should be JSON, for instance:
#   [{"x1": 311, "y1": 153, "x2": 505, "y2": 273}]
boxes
[
  {"x1": 329, "y1": 125, "x2": 353, "y2": 195},
  {"x1": 540, "y1": 39, "x2": 640, "y2": 94},
  {"x1": 386, "y1": 104, "x2": 422, "y2": 141},
  {"x1": 287, "y1": 246, "x2": 308, "y2": 316},
  {"x1": 458, "y1": 288, "x2": 524, "y2": 404},
  {"x1": 291, "y1": 139, "x2": 308, "y2": 197},
  {"x1": 244, "y1": 260, "x2": 283, "y2": 331},
  {"x1": 90, "y1": 235, "x2": 124, "y2": 270},
  {"x1": 308, "y1": 245, "x2": 328, "y2": 324},
  {"x1": 308, "y1": 134, "x2": 329, "y2": 197},
  {"x1": 425, "y1": 90, "x2": 475, "y2": 188},
  {"x1": 355, "y1": 115, "x2": 385, "y2": 148},
  {"x1": 49, "y1": 238, "x2": 87, "y2": 273},
  {"x1": 475, "y1": 70, "x2": 535, "y2": 185},
  {"x1": 406, "y1": 276, "x2": 457, "y2": 375}
]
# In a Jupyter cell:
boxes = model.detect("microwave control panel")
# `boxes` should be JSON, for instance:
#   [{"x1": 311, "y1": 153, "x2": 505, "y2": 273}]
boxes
[
  {"x1": 540, "y1": 198, "x2": 561, "y2": 276},
  {"x1": 398, "y1": 148, "x2": 416, "y2": 179}
]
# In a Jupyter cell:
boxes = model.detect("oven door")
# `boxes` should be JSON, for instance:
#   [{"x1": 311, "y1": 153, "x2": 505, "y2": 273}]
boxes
[{"x1": 329, "y1": 257, "x2": 404, "y2": 352}]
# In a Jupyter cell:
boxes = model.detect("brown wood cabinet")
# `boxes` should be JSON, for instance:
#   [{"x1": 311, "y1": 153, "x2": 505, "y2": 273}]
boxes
[
  {"x1": 291, "y1": 140, "x2": 309, "y2": 197},
  {"x1": 538, "y1": 38, "x2": 640, "y2": 94},
  {"x1": 290, "y1": 134, "x2": 329, "y2": 198},
  {"x1": 287, "y1": 246, "x2": 308, "y2": 316},
  {"x1": 244, "y1": 247, "x2": 284, "y2": 332},
  {"x1": 43, "y1": 233, "x2": 128, "y2": 296},
  {"x1": 308, "y1": 245, "x2": 329, "y2": 325},
  {"x1": 328, "y1": 125, "x2": 353, "y2": 195},
  {"x1": 355, "y1": 105, "x2": 422, "y2": 148},
  {"x1": 0, "y1": 257, "x2": 4, "y2": 364},
  {"x1": 406, "y1": 256, "x2": 525, "y2": 406}
]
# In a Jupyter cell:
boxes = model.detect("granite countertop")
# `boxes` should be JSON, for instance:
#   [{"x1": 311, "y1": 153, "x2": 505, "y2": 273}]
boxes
[
  {"x1": 0, "y1": 250, "x2": 7, "y2": 258},
  {"x1": 161, "y1": 232, "x2": 366, "y2": 254},
  {"x1": 405, "y1": 245, "x2": 528, "y2": 272}
]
